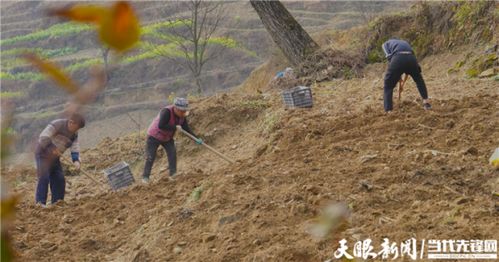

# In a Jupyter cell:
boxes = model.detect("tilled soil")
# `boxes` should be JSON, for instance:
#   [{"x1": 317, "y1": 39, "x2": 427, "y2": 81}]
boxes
[{"x1": 3, "y1": 49, "x2": 499, "y2": 261}]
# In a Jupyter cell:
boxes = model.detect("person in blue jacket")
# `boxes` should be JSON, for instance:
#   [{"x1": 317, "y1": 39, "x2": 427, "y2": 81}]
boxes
[{"x1": 382, "y1": 39, "x2": 431, "y2": 112}]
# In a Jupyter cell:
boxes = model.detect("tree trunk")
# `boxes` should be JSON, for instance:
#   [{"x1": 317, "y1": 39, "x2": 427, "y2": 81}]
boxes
[
  {"x1": 250, "y1": 0, "x2": 319, "y2": 65},
  {"x1": 194, "y1": 75, "x2": 202, "y2": 94}
]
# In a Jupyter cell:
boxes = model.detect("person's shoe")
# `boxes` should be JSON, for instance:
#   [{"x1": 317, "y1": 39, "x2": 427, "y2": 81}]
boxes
[
  {"x1": 36, "y1": 202, "x2": 47, "y2": 208},
  {"x1": 423, "y1": 103, "x2": 432, "y2": 110},
  {"x1": 168, "y1": 173, "x2": 177, "y2": 181},
  {"x1": 142, "y1": 177, "x2": 150, "y2": 184}
]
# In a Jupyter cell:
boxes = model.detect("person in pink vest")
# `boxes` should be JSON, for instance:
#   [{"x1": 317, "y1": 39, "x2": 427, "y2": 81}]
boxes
[{"x1": 142, "y1": 97, "x2": 202, "y2": 183}]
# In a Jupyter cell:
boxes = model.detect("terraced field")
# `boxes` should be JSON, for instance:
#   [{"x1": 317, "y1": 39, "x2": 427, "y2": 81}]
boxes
[{"x1": 0, "y1": 1, "x2": 410, "y2": 153}]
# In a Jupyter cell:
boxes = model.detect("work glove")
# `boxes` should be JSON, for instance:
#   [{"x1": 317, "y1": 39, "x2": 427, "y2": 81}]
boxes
[
  {"x1": 176, "y1": 125, "x2": 182, "y2": 131},
  {"x1": 195, "y1": 138, "x2": 203, "y2": 145}
]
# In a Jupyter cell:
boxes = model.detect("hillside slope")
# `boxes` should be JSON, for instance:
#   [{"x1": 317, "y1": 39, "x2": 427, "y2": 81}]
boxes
[{"x1": 4, "y1": 44, "x2": 498, "y2": 261}]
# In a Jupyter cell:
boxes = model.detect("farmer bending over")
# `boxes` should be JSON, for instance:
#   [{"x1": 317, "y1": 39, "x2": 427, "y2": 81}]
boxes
[
  {"x1": 35, "y1": 113, "x2": 85, "y2": 207},
  {"x1": 382, "y1": 39, "x2": 431, "y2": 112}
]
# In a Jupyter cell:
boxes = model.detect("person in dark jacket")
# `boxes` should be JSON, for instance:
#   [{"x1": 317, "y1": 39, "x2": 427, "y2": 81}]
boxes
[
  {"x1": 35, "y1": 113, "x2": 85, "y2": 207},
  {"x1": 142, "y1": 97, "x2": 201, "y2": 183},
  {"x1": 382, "y1": 39, "x2": 431, "y2": 112}
]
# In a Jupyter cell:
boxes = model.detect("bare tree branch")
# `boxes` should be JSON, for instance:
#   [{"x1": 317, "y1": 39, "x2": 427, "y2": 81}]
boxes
[{"x1": 146, "y1": 0, "x2": 227, "y2": 93}]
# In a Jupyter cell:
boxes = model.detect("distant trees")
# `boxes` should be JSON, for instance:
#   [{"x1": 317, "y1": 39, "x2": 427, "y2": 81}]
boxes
[
  {"x1": 151, "y1": 0, "x2": 226, "y2": 93},
  {"x1": 250, "y1": 0, "x2": 319, "y2": 65}
]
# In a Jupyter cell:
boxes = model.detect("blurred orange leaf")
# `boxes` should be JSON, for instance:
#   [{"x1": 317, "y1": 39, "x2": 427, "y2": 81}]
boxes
[
  {"x1": 72, "y1": 66, "x2": 107, "y2": 105},
  {"x1": 23, "y1": 54, "x2": 79, "y2": 94},
  {"x1": 101, "y1": 1, "x2": 140, "y2": 52},
  {"x1": 63, "y1": 66, "x2": 108, "y2": 116},
  {"x1": 49, "y1": 5, "x2": 108, "y2": 24},
  {"x1": 50, "y1": 1, "x2": 140, "y2": 53},
  {"x1": 24, "y1": 53, "x2": 108, "y2": 116},
  {"x1": 0, "y1": 195, "x2": 18, "y2": 220}
]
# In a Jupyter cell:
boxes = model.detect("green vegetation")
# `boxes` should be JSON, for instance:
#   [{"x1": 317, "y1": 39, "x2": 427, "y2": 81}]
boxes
[
  {"x1": 66, "y1": 58, "x2": 102, "y2": 72},
  {"x1": 41, "y1": 47, "x2": 79, "y2": 58},
  {"x1": 1, "y1": 58, "x2": 26, "y2": 70},
  {"x1": 189, "y1": 186, "x2": 204, "y2": 202},
  {"x1": 0, "y1": 19, "x2": 255, "y2": 83},
  {"x1": 365, "y1": 2, "x2": 496, "y2": 64},
  {"x1": 0, "y1": 23, "x2": 92, "y2": 46},
  {"x1": 1, "y1": 57, "x2": 102, "y2": 81},
  {"x1": 365, "y1": 14, "x2": 409, "y2": 63},
  {"x1": 449, "y1": 1, "x2": 494, "y2": 44},
  {"x1": 260, "y1": 111, "x2": 281, "y2": 136},
  {"x1": 465, "y1": 68, "x2": 479, "y2": 78},
  {"x1": 0, "y1": 20, "x2": 182, "y2": 77},
  {"x1": 123, "y1": 42, "x2": 182, "y2": 64},
  {"x1": 0, "y1": 91, "x2": 25, "y2": 99},
  {"x1": 367, "y1": 48, "x2": 385, "y2": 64},
  {"x1": 0, "y1": 72, "x2": 44, "y2": 81},
  {"x1": 208, "y1": 37, "x2": 257, "y2": 57},
  {"x1": 0, "y1": 19, "x2": 190, "y2": 47},
  {"x1": 448, "y1": 60, "x2": 466, "y2": 74},
  {"x1": 1, "y1": 47, "x2": 80, "y2": 71},
  {"x1": 1, "y1": 47, "x2": 78, "y2": 59},
  {"x1": 340, "y1": 66, "x2": 355, "y2": 79},
  {"x1": 207, "y1": 37, "x2": 238, "y2": 48},
  {"x1": 138, "y1": 19, "x2": 256, "y2": 62},
  {"x1": 0, "y1": 72, "x2": 14, "y2": 80},
  {"x1": 466, "y1": 53, "x2": 498, "y2": 78},
  {"x1": 1, "y1": 48, "x2": 35, "y2": 57},
  {"x1": 448, "y1": 52, "x2": 474, "y2": 74},
  {"x1": 403, "y1": 30, "x2": 431, "y2": 57},
  {"x1": 132, "y1": 36, "x2": 254, "y2": 63}
]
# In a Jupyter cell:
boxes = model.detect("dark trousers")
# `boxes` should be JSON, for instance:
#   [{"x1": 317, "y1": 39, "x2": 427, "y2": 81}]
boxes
[
  {"x1": 383, "y1": 54, "x2": 428, "y2": 111},
  {"x1": 35, "y1": 154, "x2": 65, "y2": 205},
  {"x1": 143, "y1": 136, "x2": 177, "y2": 178}
]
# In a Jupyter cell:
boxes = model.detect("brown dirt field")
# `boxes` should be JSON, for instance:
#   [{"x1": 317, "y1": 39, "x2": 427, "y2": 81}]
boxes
[{"x1": 2, "y1": 46, "x2": 498, "y2": 261}]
